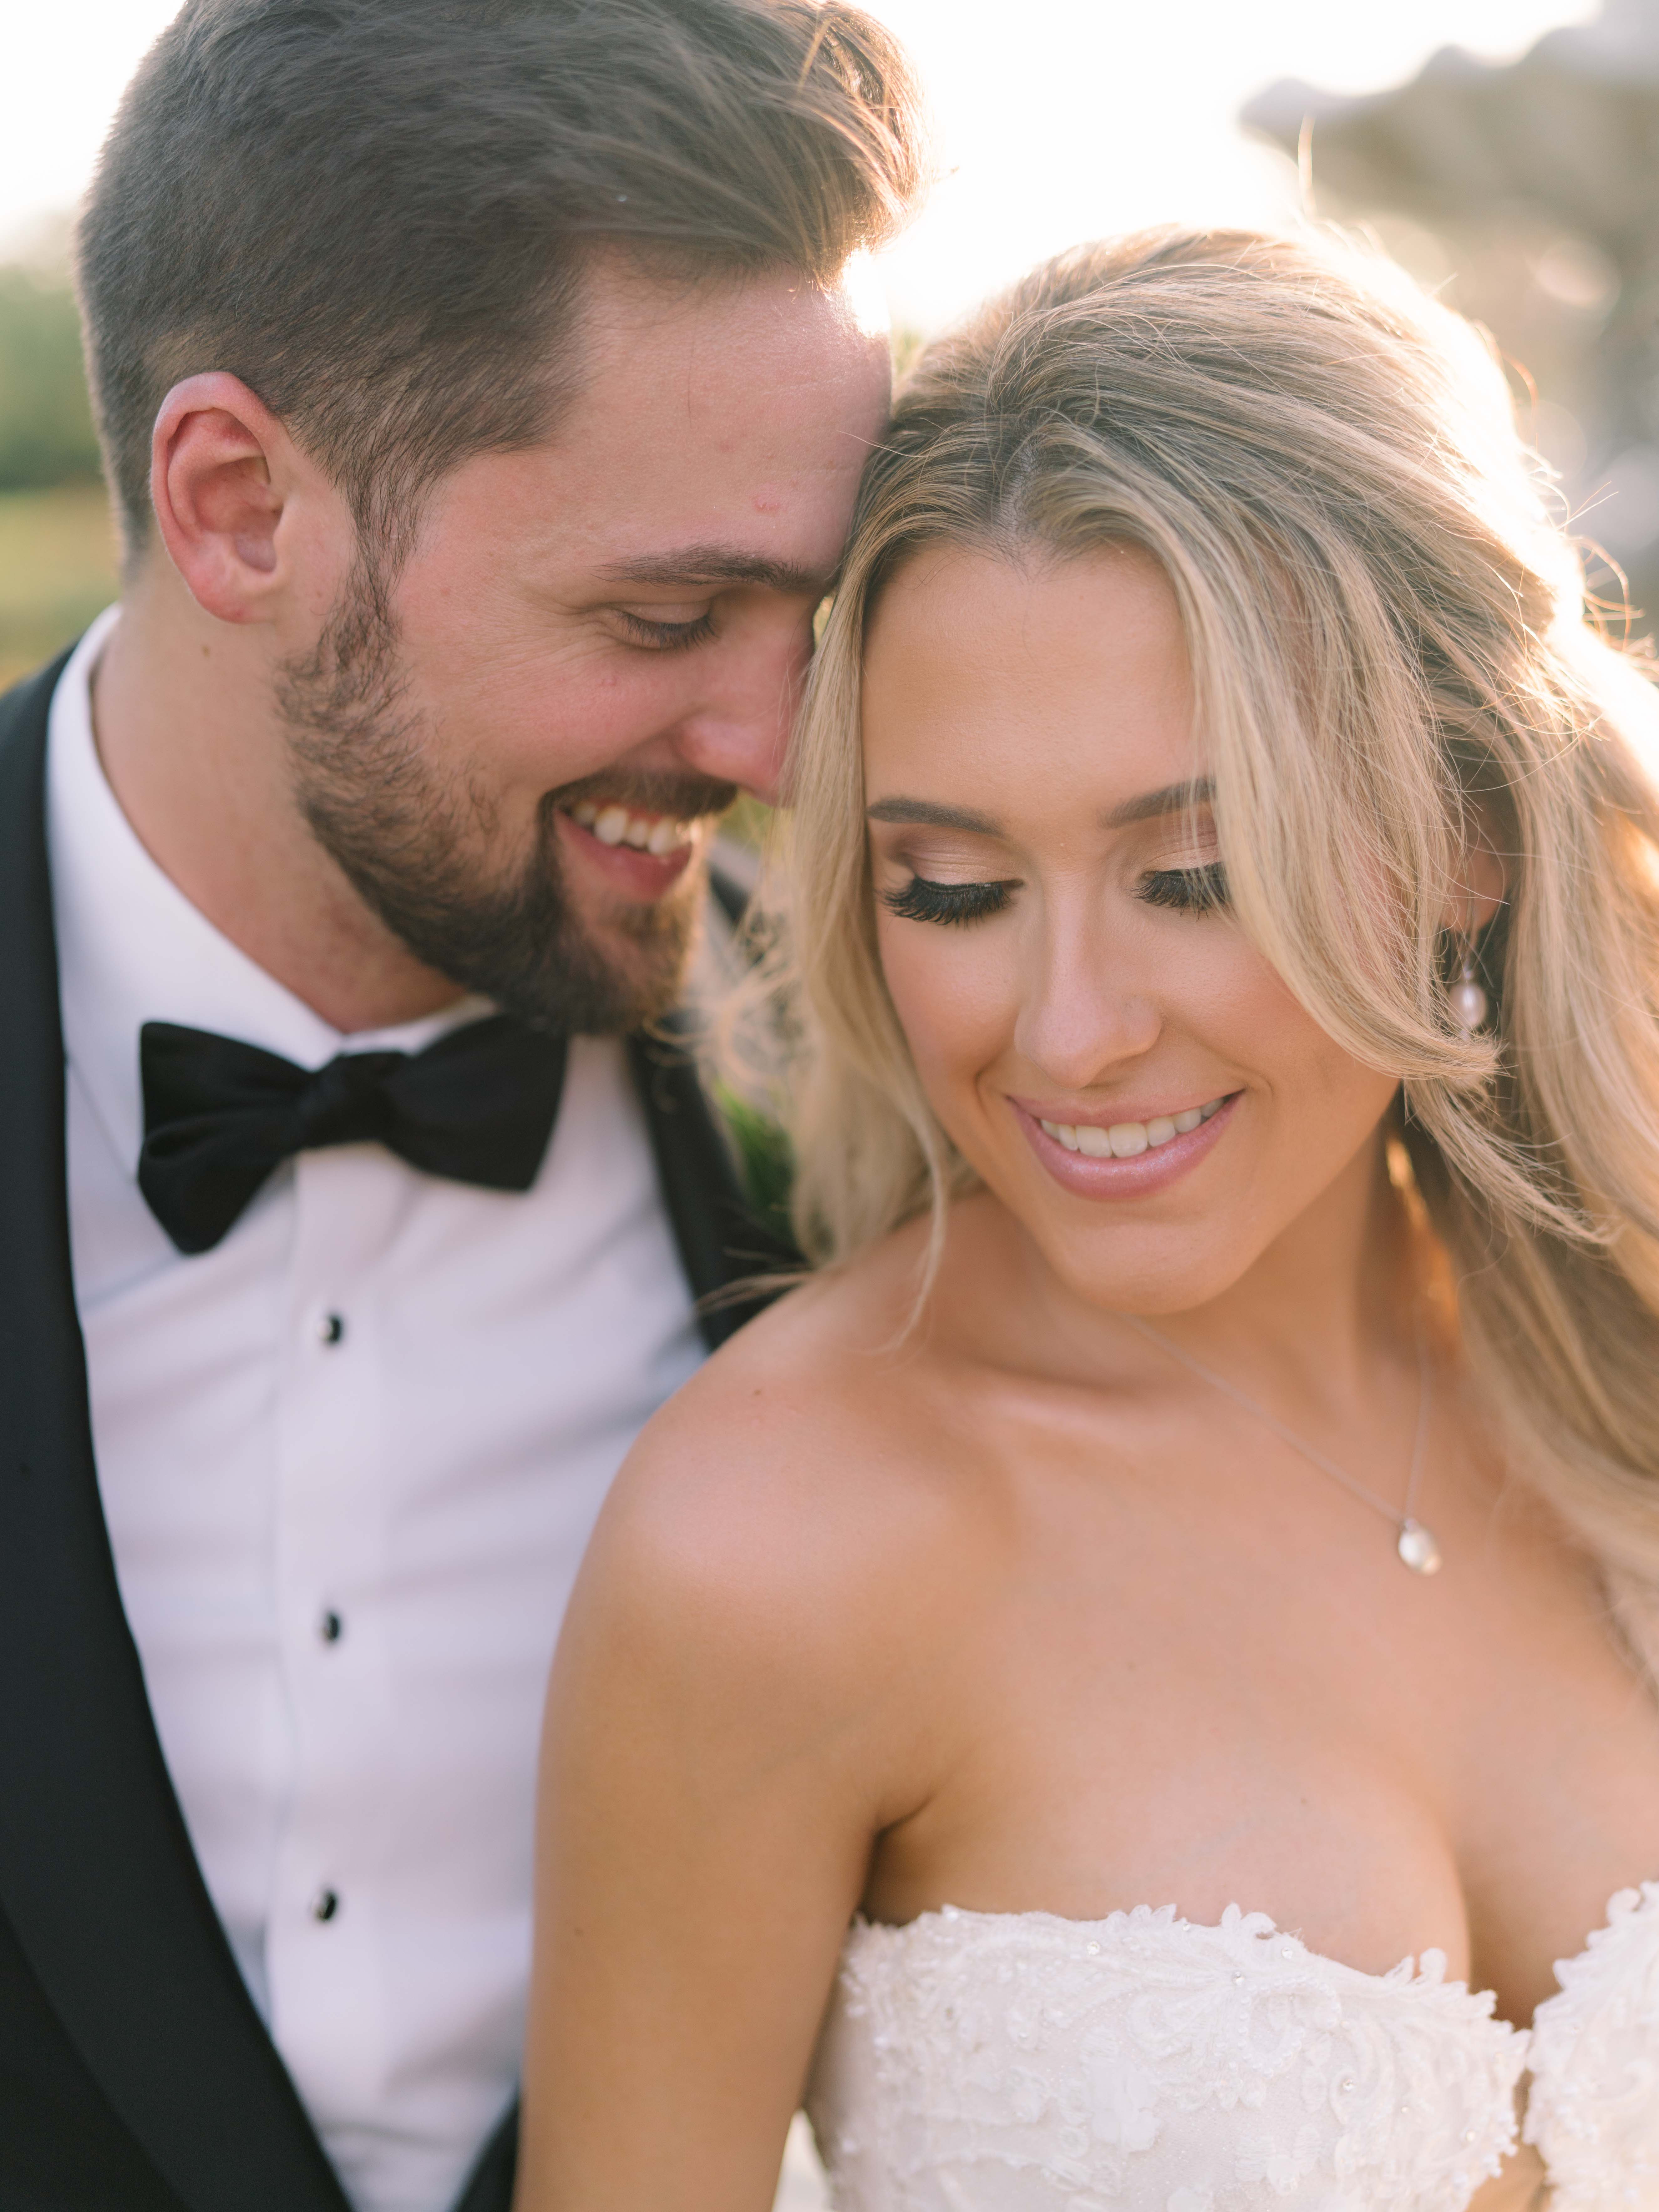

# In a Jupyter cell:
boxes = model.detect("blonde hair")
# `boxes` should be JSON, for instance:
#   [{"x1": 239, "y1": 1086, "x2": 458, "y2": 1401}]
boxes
[{"x1": 774, "y1": 226, "x2": 1659, "y2": 1588}]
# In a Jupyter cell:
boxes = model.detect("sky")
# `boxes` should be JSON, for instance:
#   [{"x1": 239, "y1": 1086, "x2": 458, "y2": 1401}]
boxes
[{"x1": 0, "y1": 0, "x2": 1596, "y2": 329}]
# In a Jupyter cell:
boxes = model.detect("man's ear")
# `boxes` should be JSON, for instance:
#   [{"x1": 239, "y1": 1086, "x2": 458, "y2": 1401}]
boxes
[{"x1": 149, "y1": 372, "x2": 313, "y2": 624}]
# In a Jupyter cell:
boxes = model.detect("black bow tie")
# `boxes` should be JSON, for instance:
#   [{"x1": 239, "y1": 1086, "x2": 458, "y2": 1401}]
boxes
[{"x1": 138, "y1": 1015, "x2": 569, "y2": 1255}]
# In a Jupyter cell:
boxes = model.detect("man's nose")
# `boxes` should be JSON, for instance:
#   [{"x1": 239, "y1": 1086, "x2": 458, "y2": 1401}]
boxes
[{"x1": 670, "y1": 620, "x2": 811, "y2": 805}]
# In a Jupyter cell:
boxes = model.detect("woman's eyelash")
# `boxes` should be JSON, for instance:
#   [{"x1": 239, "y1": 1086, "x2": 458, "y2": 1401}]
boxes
[
  {"x1": 882, "y1": 865, "x2": 1226, "y2": 926},
  {"x1": 1139, "y1": 862, "x2": 1229, "y2": 914},
  {"x1": 615, "y1": 609, "x2": 717, "y2": 652},
  {"x1": 880, "y1": 875, "x2": 1015, "y2": 927}
]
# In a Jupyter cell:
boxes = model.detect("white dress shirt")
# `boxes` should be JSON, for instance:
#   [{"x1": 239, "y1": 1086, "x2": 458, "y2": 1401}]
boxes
[{"x1": 48, "y1": 608, "x2": 704, "y2": 2212}]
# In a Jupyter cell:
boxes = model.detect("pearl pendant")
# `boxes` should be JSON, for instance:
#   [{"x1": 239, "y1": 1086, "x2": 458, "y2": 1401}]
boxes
[
  {"x1": 1397, "y1": 1518, "x2": 1443, "y2": 1575},
  {"x1": 1449, "y1": 978, "x2": 1488, "y2": 1032}
]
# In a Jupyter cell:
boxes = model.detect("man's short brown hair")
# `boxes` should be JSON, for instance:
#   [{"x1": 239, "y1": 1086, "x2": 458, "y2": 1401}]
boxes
[{"x1": 78, "y1": 0, "x2": 926, "y2": 562}]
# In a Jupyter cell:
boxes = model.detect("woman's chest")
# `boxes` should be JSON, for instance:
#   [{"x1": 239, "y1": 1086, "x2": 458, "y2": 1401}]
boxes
[{"x1": 867, "y1": 1479, "x2": 1659, "y2": 2033}]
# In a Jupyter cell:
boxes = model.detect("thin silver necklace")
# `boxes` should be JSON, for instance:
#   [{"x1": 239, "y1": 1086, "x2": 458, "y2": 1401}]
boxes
[{"x1": 1122, "y1": 1316, "x2": 1442, "y2": 1576}]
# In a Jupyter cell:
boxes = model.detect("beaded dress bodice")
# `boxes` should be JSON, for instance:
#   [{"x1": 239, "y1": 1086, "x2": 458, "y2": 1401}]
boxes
[{"x1": 805, "y1": 1885, "x2": 1659, "y2": 2210}]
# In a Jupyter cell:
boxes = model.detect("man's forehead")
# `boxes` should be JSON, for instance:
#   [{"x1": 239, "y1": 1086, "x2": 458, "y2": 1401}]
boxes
[
  {"x1": 452, "y1": 258, "x2": 890, "y2": 582},
  {"x1": 559, "y1": 254, "x2": 892, "y2": 439},
  {"x1": 538, "y1": 300, "x2": 887, "y2": 581}
]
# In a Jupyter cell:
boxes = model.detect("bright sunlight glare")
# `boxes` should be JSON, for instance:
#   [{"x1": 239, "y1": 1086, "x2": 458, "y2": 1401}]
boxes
[{"x1": 0, "y1": 0, "x2": 1599, "y2": 330}]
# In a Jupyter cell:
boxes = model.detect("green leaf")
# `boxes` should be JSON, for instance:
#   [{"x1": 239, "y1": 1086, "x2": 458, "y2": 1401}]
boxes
[{"x1": 715, "y1": 1083, "x2": 794, "y2": 1233}]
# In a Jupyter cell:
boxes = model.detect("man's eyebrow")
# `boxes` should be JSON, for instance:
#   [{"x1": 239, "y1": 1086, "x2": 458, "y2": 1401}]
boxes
[
  {"x1": 596, "y1": 544, "x2": 826, "y2": 596},
  {"x1": 865, "y1": 798, "x2": 1003, "y2": 834},
  {"x1": 1103, "y1": 777, "x2": 1215, "y2": 830}
]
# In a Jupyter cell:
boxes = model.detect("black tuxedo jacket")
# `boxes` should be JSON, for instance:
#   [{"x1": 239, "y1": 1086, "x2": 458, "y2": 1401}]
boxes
[{"x1": 0, "y1": 649, "x2": 784, "y2": 2212}]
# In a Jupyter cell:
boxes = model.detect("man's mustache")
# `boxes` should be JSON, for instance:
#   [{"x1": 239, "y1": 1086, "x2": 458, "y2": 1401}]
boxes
[{"x1": 549, "y1": 769, "x2": 738, "y2": 825}]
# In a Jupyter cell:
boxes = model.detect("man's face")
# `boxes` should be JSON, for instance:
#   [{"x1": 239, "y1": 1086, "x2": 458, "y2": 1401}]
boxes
[{"x1": 280, "y1": 254, "x2": 892, "y2": 1031}]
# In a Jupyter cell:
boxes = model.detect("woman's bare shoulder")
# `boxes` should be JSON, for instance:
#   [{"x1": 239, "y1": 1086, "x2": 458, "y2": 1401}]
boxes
[
  {"x1": 629, "y1": 1219, "x2": 969, "y2": 1490},
  {"x1": 575, "y1": 1219, "x2": 996, "y2": 1726}
]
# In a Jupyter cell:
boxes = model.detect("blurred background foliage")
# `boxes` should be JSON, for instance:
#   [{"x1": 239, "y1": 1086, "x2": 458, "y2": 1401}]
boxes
[
  {"x1": 0, "y1": 485, "x2": 121, "y2": 691},
  {"x1": 1246, "y1": 0, "x2": 1659, "y2": 646},
  {"x1": 0, "y1": 243, "x2": 118, "y2": 688},
  {"x1": 0, "y1": 268, "x2": 102, "y2": 488}
]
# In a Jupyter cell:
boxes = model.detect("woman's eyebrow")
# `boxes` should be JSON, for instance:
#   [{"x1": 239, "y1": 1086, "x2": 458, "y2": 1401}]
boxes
[
  {"x1": 865, "y1": 798, "x2": 1003, "y2": 833},
  {"x1": 1102, "y1": 777, "x2": 1215, "y2": 830},
  {"x1": 866, "y1": 782, "x2": 1214, "y2": 834}
]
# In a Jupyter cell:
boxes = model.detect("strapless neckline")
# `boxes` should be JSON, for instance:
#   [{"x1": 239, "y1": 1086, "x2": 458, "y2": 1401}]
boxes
[
  {"x1": 806, "y1": 1882, "x2": 1659, "y2": 2210},
  {"x1": 851, "y1": 1878, "x2": 1656, "y2": 2036}
]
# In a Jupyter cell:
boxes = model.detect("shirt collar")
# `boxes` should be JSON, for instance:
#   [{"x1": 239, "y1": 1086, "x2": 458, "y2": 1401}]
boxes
[{"x1": 48, "y1": 607, "x2": 490, "y2": 1175}]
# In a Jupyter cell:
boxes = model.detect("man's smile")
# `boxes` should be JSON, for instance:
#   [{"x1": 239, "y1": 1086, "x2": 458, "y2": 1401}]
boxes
[
  {"x1": 553, "y1": 799, "x2": 706, "y2": 900},
  {"x1": 564, "y1": 797, "x2": 698, "y2": 857}
]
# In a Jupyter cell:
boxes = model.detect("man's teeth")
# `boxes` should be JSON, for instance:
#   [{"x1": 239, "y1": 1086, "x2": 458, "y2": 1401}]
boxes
[
  {"x1": 1038, "y1": 1097, "x2": 1226, "y2": 1156},
  {"x1": 568, "y1": 800, "x2": 695, "y2": 855}
]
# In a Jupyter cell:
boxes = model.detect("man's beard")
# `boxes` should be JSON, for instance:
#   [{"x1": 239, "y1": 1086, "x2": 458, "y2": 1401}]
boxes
[{"x1": 275, "y1": 564, "x2": 735, "y2": 1034}]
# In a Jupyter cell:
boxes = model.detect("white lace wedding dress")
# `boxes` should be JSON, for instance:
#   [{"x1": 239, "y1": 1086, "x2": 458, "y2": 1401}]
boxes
[{"x1": 804, "y1": 1884, "x2": 1659, "y2": 2210}]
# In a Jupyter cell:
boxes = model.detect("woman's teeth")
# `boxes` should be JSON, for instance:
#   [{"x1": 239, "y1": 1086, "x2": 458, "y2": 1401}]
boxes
[
  {"x1": 567, "y1": 800, "x2": 695, "y2": 856},
  {"x1": 1039, "y1": 1097, "x2": 1226, "y2": 1156}
]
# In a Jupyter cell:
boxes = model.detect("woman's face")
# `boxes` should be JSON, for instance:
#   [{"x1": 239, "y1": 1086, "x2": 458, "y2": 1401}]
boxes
[{"x1": 861, "y1": 543, "x2": 1400, "y2": 1314}]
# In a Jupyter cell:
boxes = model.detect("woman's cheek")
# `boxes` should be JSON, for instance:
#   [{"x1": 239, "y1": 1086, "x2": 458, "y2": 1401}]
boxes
[{"x1": 878, "y1": 918, "x2": 1018, "y2": 1118}]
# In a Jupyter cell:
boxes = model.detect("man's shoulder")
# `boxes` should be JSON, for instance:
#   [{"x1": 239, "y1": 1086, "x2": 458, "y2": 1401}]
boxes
[
  {"x1": 0, "y1": 644, "x2": 74, "y2": 753},
  {"x1": 0, "y1": 647, "x2": 76, "y2": 935}
]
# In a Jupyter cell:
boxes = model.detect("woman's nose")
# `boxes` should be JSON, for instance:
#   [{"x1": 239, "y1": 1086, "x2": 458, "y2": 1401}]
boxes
[{"x1": 1012, "y1": 940, "x2": 1163, "y2": 1092}]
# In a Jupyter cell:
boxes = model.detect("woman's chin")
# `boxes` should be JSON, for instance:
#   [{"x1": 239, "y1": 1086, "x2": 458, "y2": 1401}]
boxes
[{"x1": 1039, "y1": 1236, "x2": 1263, "y2": 1323}]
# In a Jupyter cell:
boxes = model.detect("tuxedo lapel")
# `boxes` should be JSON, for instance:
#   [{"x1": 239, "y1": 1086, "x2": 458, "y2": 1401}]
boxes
[
  {"x1": 0, "y1": 657, "x2": 350, "y2": 2212},
  {"x1": 628, "y1": 1011, "x2": 796, "y2": 1352},
  {"x1": 450, "y1": 2097, "x2": 518, "y2": 2212}
]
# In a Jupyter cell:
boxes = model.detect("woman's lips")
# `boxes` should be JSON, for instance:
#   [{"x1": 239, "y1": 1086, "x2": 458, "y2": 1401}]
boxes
[{"x1": 1011, "y1": 1090, "x2": 1240, "y2": 1200}]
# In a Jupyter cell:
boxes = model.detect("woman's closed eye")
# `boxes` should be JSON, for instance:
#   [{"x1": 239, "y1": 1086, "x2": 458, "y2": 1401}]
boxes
[
  {"x1": 880, "y1": 874, "x2": 1017, "y2": 927},
  {"x1": 882, "y1": 861, "x2": 1228, "y2": 926},
  {"x1": 1139, "y1": 861, "x2": 1228, "y2": 914}
]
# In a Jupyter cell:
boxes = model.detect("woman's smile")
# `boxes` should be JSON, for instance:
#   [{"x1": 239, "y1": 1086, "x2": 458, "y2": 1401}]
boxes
[{"x1": 1012, "y1": 1088, "x2": 1239, "y2": 1199}]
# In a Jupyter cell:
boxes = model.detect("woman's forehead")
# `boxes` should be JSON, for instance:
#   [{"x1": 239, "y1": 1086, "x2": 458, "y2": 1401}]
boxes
[{"x1": 861, "y1": 543, "x2": 1203, "y2": 812}]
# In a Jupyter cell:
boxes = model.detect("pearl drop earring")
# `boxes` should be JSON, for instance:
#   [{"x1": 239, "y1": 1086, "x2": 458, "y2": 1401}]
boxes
[{"x1": 1449, "y1": 941, "x2": 1488, "y2": 1033}]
